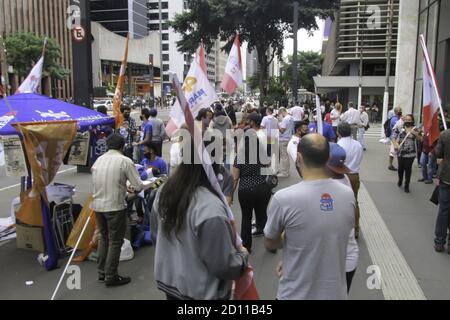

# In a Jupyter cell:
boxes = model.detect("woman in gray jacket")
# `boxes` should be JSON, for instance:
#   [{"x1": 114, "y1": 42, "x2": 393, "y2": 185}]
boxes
[{"x1": 152, "y1": 149, "x2": 249, "y2": 300}]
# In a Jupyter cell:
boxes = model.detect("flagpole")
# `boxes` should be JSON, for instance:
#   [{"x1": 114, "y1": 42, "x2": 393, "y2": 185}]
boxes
[
  {"x1": 419, "y1": 34, "x2": 447, "y2": 131},
  {"x1": 50, "y1": 210, "x2": 93, "y2": 300},
  {"x1": 0, "y1": 35, "x2": 10, "y2": 96}
]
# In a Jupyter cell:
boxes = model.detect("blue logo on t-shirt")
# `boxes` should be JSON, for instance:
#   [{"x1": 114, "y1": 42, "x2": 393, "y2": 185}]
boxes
[{"x1": 320, "y1": 193, "x2": 334, "y2": 212}]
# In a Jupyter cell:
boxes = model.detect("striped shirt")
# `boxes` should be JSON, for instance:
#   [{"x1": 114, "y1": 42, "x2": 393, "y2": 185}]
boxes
[{"x1": 92, "y1": 149, "x2": 145, "y2": 212}]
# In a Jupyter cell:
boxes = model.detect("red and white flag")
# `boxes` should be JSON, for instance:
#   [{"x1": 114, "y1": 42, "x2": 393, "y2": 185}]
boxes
[
  {"x1": 166, "y1": 43, "x2": 218, "y2": 137},
  {"x1": 221, "y1": 33, "x2": 243, "y2": 95},
  {"x1": 16, "y1": 38, "x2": 47, "y2": 94},
  {"x1": 420, "y1": 34, "x2": 444, "y2": 145}
]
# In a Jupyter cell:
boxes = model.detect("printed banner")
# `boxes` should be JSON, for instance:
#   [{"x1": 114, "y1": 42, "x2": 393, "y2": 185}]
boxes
[
  {"x1": 1, "y1": 135, "x2": 27, "y2": 177},
  {"x1": 68, "y1": 131, "x2": 90, "y2": 166},
  {"x1": 12, "y1": 120, "x2": 78, "y2": 199}
]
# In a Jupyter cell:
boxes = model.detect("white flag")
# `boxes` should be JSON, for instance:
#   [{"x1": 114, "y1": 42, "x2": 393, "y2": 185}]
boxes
[
  {"x1": 166, "y1": 44, "x2": 218, "y2": 136},
  {"x1": 315, "y1": 95, "x2": 323, "y2": 136},
  {"x1": 221, "y1": 34, "x2": 243, "y2": 95},
  {"x1": 16, "y1": 56, "x2": 44, "y2": 94}
]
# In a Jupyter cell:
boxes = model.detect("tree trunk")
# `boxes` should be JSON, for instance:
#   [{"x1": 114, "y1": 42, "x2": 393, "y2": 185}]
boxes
[{"x1": 257, "y1": 46, "x2": 269, "y2": 105}]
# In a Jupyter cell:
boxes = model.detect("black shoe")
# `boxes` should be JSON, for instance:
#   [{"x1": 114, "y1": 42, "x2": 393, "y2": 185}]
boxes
[
  {"x1": 404, "y1": 187, "x2": 410, "y2": 193},
  {"x1": 424, "y1": 180, "x2": 433, "y2": 184},
  {"x1": 98, "y1": 275, "x2": 105, "y2": 283},
  {"x1": 434, "y1": 244, "x2": 445, "y2": 253},
  {"x1": 252, "y1": 229, "x2": 264, "y2": 237},
  {"x1": 397, "y1": 181, "x2": 402, "y2": 188},
  {"x1": 389, "y1": 165, "x2": 397, "y2": 171},
  {"x1": 267, "y1": 249, "x2": 277, "y2": 254},
  {"x1": 105, "y1": 275, "x2": 131, "y2": 287},
  {"x1": 418, "y1": 178, "x2": 425, "y2": 182}
]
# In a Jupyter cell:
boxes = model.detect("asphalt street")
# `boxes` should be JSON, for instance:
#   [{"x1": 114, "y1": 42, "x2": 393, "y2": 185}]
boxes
[{"x1": 0, "y1": 117, "x2": 448, "y2": 300}]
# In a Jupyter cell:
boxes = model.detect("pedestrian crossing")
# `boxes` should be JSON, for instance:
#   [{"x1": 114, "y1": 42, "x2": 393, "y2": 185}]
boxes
[{"x1": 364, "y1": 124, "x2": 385, "y2": 139}]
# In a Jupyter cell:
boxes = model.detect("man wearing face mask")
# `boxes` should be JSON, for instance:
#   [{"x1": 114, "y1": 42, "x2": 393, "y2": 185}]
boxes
[
  {"x1": 141, "y1": 141, "x2": 168, "y2": 176},
  {"x1": 388, "y1": 107, "x2": 403, "y2": 171},
  {"x1": 119, "y1": 105, "x2": 137, "y2": 160},
  {"x1": 308, "y1": 109, "x2": 336, "y2": 142},
  {"x1": 288, "y1": 121, "x2": 309, "y2": 164},
  {"x1": 133, "y1": 108, "x2": 153, "y2": 162}
]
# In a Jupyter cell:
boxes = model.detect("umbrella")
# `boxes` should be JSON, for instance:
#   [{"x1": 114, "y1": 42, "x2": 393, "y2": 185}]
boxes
[{"x1": 0, "y1": 93, "x2": 115, "y2": 136}]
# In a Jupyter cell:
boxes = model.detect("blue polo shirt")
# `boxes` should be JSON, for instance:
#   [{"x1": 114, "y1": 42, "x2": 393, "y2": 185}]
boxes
[
  {"x1": 140, "y1": 157, "x2": 168, "y2": 175},
  {"x1": 140, "y1": 121, "x2": 153, "y2": 151},
  {"x1": 308, "y1": 122, "x2": 336, "y2": 142}
]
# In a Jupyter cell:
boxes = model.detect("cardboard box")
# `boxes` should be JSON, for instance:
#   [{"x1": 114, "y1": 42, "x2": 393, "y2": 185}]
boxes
[{"x1": 16, "y1": 223, "x2": 45, "y2": 252}]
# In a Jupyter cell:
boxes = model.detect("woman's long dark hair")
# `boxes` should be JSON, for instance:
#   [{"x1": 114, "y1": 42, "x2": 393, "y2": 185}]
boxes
[{"x1": 158, "y1": 142, "x2": 221, "y2": 239}]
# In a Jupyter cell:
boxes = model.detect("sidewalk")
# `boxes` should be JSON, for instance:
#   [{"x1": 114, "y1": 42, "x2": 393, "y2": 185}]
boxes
[{"x1": 360, "y1": 125, "x2": 450, "y2": 299}]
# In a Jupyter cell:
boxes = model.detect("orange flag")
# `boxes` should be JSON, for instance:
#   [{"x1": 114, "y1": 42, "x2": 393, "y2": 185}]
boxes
[
  {"x1": 12, "y1": 121, "x2": 77, "y2": 226},
  {"x1": 112, "y1": 34, "x2": 130, "y2": 130},
  {"x1": 66, "y1": 194, "x2": 96, "y2": 250}
]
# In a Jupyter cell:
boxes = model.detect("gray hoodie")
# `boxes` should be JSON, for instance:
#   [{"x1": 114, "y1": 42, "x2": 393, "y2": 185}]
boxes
[
  {"x1": 152, "y1": 186, "x2": 248, "y2": 300},
  {"x1": 211, "y1": 115, "x2": 232, "y2": 138}
]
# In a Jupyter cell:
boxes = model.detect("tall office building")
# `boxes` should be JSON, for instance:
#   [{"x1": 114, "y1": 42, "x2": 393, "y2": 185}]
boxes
[
  {"x1": 90, "y1": 0, "x2": 149, "y2": 39},
  {"x1": 316, "y1": 0, "x2": 399, "y2": 108},
  {"x1": 394, "y1": 0, "x2": 450, "y2": 121},
  {"x1": 147, "y1": 0, "x2": 217, "y2": 90},
  {"x1": 215, "y1": 40, "x2": 228, "y2": 91},
  {"x1": 0, "y1": 0, "x2": 73, "y2": 99}
]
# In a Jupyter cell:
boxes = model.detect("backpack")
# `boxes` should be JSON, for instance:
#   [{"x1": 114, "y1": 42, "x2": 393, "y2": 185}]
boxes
[{"x1": 384, "y1": 118, "x2": 392, "y2": 137}]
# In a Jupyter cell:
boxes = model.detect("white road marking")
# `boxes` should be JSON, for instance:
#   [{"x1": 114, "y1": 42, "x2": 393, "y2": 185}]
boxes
[
  {"x1": 359, "y1": 182, "x2": 427, "y2": 300},
  {"x1": 0, "y1": 167, "x2": 77, "y2": 192}
]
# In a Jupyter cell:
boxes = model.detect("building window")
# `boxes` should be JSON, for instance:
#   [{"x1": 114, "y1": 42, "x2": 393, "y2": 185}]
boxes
[
  {"x1": 148, "y1": 3, "x2": 158, "y2": 10},
  {"x1": 163, "y1": 75, "x2": 170, "y2": 82},
  {"x1": 163, "y1": 54, "x2": 169, "y2": 61},
  {"x1": 162, "y1": 2, "x2": 168, "y2": 9},
  {"x1": 162, "y1": 44, "x2": 169, "y2": 51},
  {"x1": 163, "y1": 64, "x2": 169, "y2": 71},
  {"x1": 162, "y1": 33, "x2": 169, "y2": 41},
  {"x1": 148, "y1": 13, "x2": 159, "y2": 20},
  {"x1": 148, "y1": 24, "x2": 159, "y2": 31}
]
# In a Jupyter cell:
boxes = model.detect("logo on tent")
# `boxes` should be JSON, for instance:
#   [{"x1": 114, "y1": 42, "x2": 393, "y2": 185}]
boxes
[
  {"x1": 0, "y1": 113, "x2": 15, "y2": 130},
  {"x1": 36, "y1": 110, "x2": 70, "y2": 119}
]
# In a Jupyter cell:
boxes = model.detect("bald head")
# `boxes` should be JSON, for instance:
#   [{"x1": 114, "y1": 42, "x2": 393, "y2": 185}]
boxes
[{"x1": 297, "y1": 134, "x2": 330, "y2": 169}]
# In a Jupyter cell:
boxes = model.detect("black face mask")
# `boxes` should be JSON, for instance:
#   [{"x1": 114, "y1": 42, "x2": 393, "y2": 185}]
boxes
[{"x1": 404, "y1": 122, "x2": 414, "y2": 128}]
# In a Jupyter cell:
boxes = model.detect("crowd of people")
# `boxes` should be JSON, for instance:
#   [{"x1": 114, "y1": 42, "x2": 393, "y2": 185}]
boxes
[{"x1": 89, "y1": 96, "x2": 450, "y2": 300}]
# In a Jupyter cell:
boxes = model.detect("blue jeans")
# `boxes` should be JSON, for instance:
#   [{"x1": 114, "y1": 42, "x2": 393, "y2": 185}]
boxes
[
  {"x1": 435, "y1": 182, "x2": 450, "y2": 246},
  {"x1": 420, "y1": 152, "x2": 436, "y2": 181}
]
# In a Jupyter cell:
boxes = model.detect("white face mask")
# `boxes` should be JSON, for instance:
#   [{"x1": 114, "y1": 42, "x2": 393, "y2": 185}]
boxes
[{"x1": 313, "y1": 115, "x2": 317, "y2": 121}]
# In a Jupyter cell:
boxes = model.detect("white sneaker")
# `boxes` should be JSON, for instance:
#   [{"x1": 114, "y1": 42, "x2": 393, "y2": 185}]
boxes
[{"x1": 277, "y1": 173, "x2": 289, "y2": 178}]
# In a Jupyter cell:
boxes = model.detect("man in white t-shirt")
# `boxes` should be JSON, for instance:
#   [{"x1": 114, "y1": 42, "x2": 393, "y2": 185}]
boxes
[
  {"x1": 289, "y1": 105, "x2": 304, "y2": 125},
  {"x1": 261, "y1": 107, "x2": 279, "y2": 171},
  {"x1": 264, "y1": 134, "x2": 355, "y2": 300},
  {"x1": 340, "y1": 102, "x2": 361, "y2": 140},
  {"x1": 278, "y1": 107, "x2": 294, "y2": 178}
]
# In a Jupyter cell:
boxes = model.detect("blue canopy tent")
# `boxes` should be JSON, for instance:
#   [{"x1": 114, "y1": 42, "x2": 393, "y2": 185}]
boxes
[
  {"x1": 0, "y1": 93, "x2": 115, "y2": 270},
  {"x1": 0, "y1": 93, "x2": 115, "y2": 135}
]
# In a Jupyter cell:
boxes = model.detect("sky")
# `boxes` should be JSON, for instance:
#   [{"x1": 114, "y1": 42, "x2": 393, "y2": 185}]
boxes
[{"x1": 283, "y1": 18, "x2": 325, "y2": 57}]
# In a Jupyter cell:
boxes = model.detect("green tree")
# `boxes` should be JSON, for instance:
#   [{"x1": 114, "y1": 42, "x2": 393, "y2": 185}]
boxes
[
  {"x1": 281, "y1": 51, "x2": 323, "y2": 93},
  {"x1": 170, "y1": 0, "x2": 337, "y2": 103},
  {"x1": 5, "y1": 33, "x2": 70, "y2": 80}
]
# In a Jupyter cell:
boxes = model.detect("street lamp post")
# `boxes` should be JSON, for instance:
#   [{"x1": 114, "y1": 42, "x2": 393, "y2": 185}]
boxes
[
  {"x1": 158, "y1": 0, "x2": 164, "y2": 108},
  {"x1": 292, "y1": 1, "x2": 299, "y2": 105},
  {"x1": 0, "y1": 35, "x2": 10, "y2": 96}
]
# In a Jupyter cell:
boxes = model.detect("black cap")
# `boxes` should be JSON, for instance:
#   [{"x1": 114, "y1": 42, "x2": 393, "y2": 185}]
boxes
[{"x1": 248, "y1": 112, "x2": 262, "y2": 125}]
